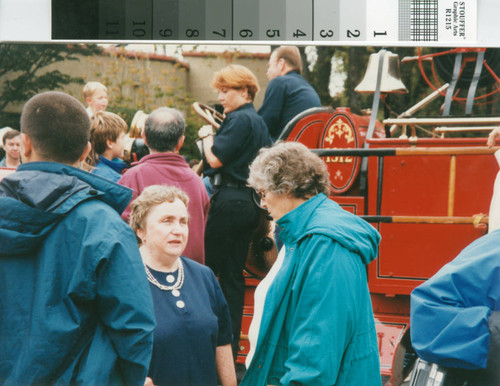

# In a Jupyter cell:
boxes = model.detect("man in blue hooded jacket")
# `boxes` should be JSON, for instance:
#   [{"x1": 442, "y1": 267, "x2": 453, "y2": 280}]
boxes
[
  {"x1": 0, "y1": 91, "x2": 156, "y2": 385},
  {"x1": 411, "y1": 230, "x2": 500, "y2": 385}
]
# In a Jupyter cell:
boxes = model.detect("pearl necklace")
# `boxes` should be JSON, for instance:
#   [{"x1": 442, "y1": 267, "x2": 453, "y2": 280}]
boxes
[{"x1": 144, "y1": 259, "x2": 184, "y2": 291}]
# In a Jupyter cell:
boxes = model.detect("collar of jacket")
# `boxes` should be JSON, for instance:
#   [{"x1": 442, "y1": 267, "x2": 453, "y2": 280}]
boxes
[
  {"x1": 276, "y1": 193, "x2": 380, "y2": 265},
  {"x1": 0, "y1": 162, "x2": 133, "y2": 256},
  {"x1": 284, "y1": 70, "x2": 301, "y2": 77},
  {"x1": 276, "y1": 193, "x2": 326, "y2": 245},
  {"x1": 130, "y1": 152, "x2": 188, "y2": 167},
  {"x1": 227, "y1": 102, "x2": 255, "y2": 115},
  {"x1": 97, "y1": 155, "x2": 127, "y2": 174},
  {"x1": 0, "y1": 161, "x2": 132, "y2": 217}
]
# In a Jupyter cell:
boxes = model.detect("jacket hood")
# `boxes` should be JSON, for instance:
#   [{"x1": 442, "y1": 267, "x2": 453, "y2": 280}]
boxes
[
  {"x1": 277, "y1": 193, "x2": 380, "y2": 265},
  {"x1": 0, "y1": 162, "x2": 133, "y2": 256}
]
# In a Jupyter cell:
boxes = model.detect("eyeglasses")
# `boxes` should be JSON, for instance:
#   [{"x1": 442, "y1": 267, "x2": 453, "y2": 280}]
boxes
[
  {"x1": 252, "y1": 189, "x2": 268, "y2": 211},
  {"x1": 257, "y1": 189, "x2": 268, "y2": 200}
]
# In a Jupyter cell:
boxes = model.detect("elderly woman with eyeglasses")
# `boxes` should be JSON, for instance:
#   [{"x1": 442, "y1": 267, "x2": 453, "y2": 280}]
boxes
[
  {"x1": 129, "y1": 185, "x2": 236, "y2": 386},
  {"x1": 241, "y1": 141, "x2": 382, "y2": 386}
]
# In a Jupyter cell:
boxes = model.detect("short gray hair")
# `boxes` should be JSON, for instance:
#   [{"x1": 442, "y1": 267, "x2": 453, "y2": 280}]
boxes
[
  {"x1": 248, "y1": 141, "x2": 330, "y2": 199},
  {"x1": 144, "y1": 107, "x2": 185, "y2": 152},
  {"x1": 129, "y1": 185, "x2": 190, "y2": 236}
]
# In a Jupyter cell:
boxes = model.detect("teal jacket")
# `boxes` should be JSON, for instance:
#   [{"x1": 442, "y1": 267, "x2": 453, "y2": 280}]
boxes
[
  {"x1": 241, "y1": 194, "x2": 381, "y2": 386},
  {"x1": 0, "y1": 162, "x2": 155, "y2": 385}
]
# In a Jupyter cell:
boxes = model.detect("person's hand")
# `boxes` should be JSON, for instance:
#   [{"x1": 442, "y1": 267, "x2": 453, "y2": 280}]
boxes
[
  {"x1": 198, "y1": 125, "x2": 214, "y2": 139},
  {"x1": 487, "y1": 127, "x2": 500, "y2": 148},
  {"x1": 144, "y1": 377, "x2": 155, "y2": 386}
]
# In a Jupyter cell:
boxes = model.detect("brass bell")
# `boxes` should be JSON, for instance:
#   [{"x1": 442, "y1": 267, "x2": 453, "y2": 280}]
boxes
[{"x1": 355, "y1": 51, "x2": 408, "y2": 94}]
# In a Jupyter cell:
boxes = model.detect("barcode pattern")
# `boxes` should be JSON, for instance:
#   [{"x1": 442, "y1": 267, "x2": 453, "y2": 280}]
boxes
[
  {"x1": 399, "y1": 0, "x2": 438, "y2": 41},
  {"x1": 399, "y1": 0, "x2": 411, "y2": 40}
]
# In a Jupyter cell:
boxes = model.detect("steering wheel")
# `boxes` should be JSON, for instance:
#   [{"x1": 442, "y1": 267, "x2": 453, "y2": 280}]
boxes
[
  {"x1": 192, "y1": 102, "x2": 225, "y2": 129},
  {"x1": 417, "y1": 47, "x2": 500, "y2": 104}
]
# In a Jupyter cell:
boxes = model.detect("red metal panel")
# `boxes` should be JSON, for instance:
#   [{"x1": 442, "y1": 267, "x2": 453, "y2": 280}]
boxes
[
  {"x1": 374, "y1": 314, "x2": 409, "y2": 376},
  {"x1": 368, "y1": 223, "x2": 487, "y2": 295},
  {"x1": 285, "y1": 111, "x2": 331, "y2": 149},
  {"x1": 238, "y1": 275, "x2": 259, "y2": 364},
  {"x1": 365, "y1": 137, "x2": 493, "y2": 295},
  {"x1": 330, "y1": 196, "x2": 365, "y2": 215},
  {"x1": 367, "y1": 152, "x2": 496, "y2": 217},
  {"x1": 454, "y1": 154, "x2": 497, "y2": 215},
  {"x1": 371, "y1": 155, "x2": 451, "y2": 216},
  {"x1": 239, "y1": 314, "x2": 252, "y2": 357}
]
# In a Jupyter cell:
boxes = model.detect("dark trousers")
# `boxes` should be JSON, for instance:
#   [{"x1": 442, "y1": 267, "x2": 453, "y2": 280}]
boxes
[{"x1": 205, "y1": 186, "x2": 259, "y2": 360}]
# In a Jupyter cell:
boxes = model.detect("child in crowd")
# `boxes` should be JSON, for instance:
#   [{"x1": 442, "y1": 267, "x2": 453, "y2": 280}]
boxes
[
  {"x1": 129, "y1": 110, "x2": 148, "y2": 139},
  {"x1": 0, "y1": 129, "x2": 22, "y2": 168},
  {"x1": 83, "y1": 81, "x2": 108, "y2": 118},
  {"x1": 87, "y1": 111, "x2": 127, "y2": 182},
  {"x1": 123, "y1": 110, "x2": 150, "y2": 164}
]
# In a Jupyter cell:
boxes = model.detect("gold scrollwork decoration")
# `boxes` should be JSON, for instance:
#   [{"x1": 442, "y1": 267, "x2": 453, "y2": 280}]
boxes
[{"x1": 324, "y1": 117, "x2": 355, "y2": 145}]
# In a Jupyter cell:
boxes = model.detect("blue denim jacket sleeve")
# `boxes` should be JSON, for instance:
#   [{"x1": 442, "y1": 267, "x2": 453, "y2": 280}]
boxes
[{"x1": 410, "y1": 231, "x2": 500, "y2": 370}]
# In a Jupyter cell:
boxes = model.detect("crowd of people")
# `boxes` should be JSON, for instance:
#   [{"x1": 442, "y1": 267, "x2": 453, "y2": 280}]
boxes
[{"x1": 0, "y1": 45, "x2": 499, "y2": 386}]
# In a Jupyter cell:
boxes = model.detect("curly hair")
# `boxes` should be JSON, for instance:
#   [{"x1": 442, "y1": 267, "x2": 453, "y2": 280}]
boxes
[
  {"x1": 248, "y1": 141, "x2": 330, "y2": 199},
  {"x1": 129, "y1": 185, "x2": 190, "y2": 237}
]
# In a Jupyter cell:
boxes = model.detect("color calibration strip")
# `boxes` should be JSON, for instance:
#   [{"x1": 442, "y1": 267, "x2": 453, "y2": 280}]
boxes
[{"x1": 54, "y1": 0, "x2": 477, "y2": 42}]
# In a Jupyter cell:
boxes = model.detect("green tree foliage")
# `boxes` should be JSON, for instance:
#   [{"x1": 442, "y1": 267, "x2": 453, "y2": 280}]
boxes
[
  {"x1": 0, "y1": 44, "x2": 100, "y2": 122},
  {"x1": 306, "y1": 46, "x2": 337, "y2": 107}
]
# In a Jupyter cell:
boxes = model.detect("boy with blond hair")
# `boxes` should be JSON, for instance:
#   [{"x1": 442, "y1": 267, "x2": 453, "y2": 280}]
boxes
[
  {"x1": 88, "y1": 111, "x2": 127, "y2": 182},
  {"x1": 83, "y1": 81, "x2": 108, "y2": 117}
]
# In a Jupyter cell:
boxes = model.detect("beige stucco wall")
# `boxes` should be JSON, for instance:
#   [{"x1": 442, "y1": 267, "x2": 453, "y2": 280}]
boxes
[
  {"x1": 58, "y1": 50, "x2": 190, "y2": 111},
  {"x1": 1, "y1": 46, "x2": 270, "y2": 116},
  {"x1": 183, "y1": 52, "x2": 270, "y2": 109}
]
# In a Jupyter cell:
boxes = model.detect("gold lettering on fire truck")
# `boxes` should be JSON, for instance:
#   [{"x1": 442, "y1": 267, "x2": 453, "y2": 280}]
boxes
[
  {"x1": 324, "y1": 117, "x2": 354, "y2": 164},
  {"x1": 324, "y1": 117, "x2": 355, "y2": 145},
  {"x1": 325, "y1": 156, "x2": 353, "y2": 163}
]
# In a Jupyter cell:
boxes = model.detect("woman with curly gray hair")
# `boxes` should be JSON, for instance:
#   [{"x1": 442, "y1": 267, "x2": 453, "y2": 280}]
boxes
[{"x1": 242, "y1": 141, "x2": 382, "y2": 386}]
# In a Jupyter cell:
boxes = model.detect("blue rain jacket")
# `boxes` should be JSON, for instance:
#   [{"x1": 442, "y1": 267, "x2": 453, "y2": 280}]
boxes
[
  {"x1": 0, "y1": 162, "x2": 155, "y2": 385},
  {"x1": 411, "y1": 230, "x2": 500, "y2": 370},
  {"x1": 241, "y1": 193, "x2": 381, "y2": 386}
]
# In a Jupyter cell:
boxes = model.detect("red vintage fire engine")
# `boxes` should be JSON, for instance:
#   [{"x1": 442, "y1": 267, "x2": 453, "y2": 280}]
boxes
[{"x1": 223, "y1": 47, "x2": 499, "y2": 385}]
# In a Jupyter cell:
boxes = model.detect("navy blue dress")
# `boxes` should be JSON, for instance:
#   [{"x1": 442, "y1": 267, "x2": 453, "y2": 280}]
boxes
[{"x1": 146, "y1": 256, "x2": 232, "y2": 386}]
